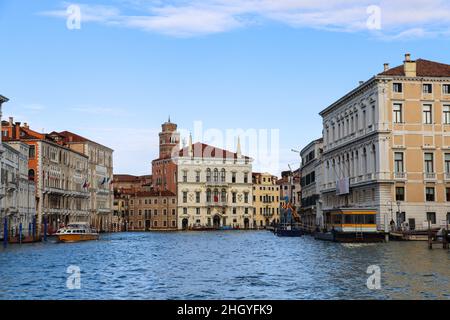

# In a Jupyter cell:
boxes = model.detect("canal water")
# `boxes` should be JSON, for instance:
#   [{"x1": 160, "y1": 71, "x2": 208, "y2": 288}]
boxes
[{"x1": 0, "y1": 231, "x2": 449, "y2": 300}]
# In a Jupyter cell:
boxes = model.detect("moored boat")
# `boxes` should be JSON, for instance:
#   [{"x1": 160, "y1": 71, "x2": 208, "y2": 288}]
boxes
[
  {"x1": 56, "y1": 223, "x2": 99, "y2": 243},
  {"x1": 316, "y1": 209, "x2": 386, "y2": 243}
]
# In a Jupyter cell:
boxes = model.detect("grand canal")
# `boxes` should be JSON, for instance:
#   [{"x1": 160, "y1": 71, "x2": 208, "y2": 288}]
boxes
[{"x1": 0, "y1": 231, "x2": 449, "y2": 300}]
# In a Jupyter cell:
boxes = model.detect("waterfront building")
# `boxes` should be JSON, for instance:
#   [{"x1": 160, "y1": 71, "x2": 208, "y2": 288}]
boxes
[
  {"x1": 151, "y1": 119, "x2": 180, "y2": 194},
  {"x1": 176, "y1": 138, "x2": 253, "y2": 230},
  {"x1": 128, "y1": 190, "x2": 177, "y2": 231},
  {"x1": 319, "y1": 54, "x2": 450, "y2": 232},
  {"x1": 300, "y1": 138, "x2": 323, "y2": 231},
  {"x1": 2, "y1": 120, "x2": 90, "y2": 236},
  {"x1": 54, "y1": 131, "x2": 114, "y2": 232},
  {"x1": 252, "y1": 172, "x2": 280, "y2": 228},
  {"x1": 3, "y1": 141, "x2": 36, "y2": 242},
  {"x1": 277, "y1": 169, "x2": 301, "y2": 223}
]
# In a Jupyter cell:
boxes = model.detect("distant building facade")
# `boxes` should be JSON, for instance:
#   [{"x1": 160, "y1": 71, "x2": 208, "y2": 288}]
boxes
[
  {"x1": 55, "y1": 131, "x2": 114, "y2": 232},
  {"x1": 176, "y1": 139, "x2": 253, "y2": 230},
  {"x1": 252, "y1": 172, "x2": 280, "y2": 228},
  {"x1": 300, "y1": 138, "x2": 323, "y2": 231},
  {"x1": 128, "y1": 191, "x2": 177, "y2": 231},
  {"x1": 2, "y1": 120, "x2": 91, "y2": 236}
]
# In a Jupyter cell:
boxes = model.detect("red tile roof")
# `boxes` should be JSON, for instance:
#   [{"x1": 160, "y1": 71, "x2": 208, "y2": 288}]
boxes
[
  {"x1": 179, "y1": 142, "x2": 250, "y2": 160},
  {"x1": 114, "y1": 174, "x2": 152, "y2": 183},
  {"x1": 379, "y1": 59, "x2": 450, "y2": 77},
  {"x1": 134, "y1": 190, "x2": 176, "y2": 197}
]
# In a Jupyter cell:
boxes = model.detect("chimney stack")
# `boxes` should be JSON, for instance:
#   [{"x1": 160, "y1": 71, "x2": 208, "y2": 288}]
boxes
[
  {"x1": 403, "y1": 53, "x2": 416, "y2": 77},
  {"x1": 384, "y1": 63, "x2": 390, "y2": 71},
  {"x1": 359, "y1": 81, "x2": 364, "y2": 86},
  {"x1": 24, "y1": 122, "x2": 29, "y2": 129},
  {"x1": 9, "y1": 117, "x2": 13, "y2": 125}
]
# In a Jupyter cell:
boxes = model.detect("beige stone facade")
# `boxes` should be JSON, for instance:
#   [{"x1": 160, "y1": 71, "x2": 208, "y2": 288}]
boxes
[
  {"x1": 128, "y1": 191, "x2": 177, "y2": 231},
  {"x1": 319, "y1": 54, "x2": 450, "y2": 232}
]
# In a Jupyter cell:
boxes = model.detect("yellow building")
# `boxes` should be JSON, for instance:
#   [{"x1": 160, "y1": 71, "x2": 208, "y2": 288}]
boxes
[{"x1": 252, "y1": 172, "x2": 280, "y2": 228}]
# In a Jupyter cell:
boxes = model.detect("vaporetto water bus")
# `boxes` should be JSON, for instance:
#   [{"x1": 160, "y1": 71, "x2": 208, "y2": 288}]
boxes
[{"x1": 315, "y1": 208, "x2": 386, "y2": 243}]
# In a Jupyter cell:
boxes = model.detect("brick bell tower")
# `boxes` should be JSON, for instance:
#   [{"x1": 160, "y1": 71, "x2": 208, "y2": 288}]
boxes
[{"x1": 159, "y1": 117, "x2": 180, "y2": 159}]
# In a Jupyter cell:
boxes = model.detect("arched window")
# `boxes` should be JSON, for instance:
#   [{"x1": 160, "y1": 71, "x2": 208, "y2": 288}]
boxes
[
  {"x1": 221, "y1": 169, "x2": 226, "y2": 182},
  {"x1": 213, "y1": 169, "x2": 219, "y2": 182},
  {"x1": 213, "y1": 189, "x2": 219, "y2": 202},
  {"x1": 28, "y1": 169, "x2": 35, "y2": 181},
  {"x1": 206, "y1": 168, "x2": 211, "y2": 182},
  {"x1": 206, "y1": 189, "x2": 211, "y2": 202},
  {"x1": 221, "y1": 189, "x2": 227, "y2": 202}
]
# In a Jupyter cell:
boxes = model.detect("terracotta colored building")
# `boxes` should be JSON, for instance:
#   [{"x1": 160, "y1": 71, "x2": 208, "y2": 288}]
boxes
[{"x1": 151, "y1": 119, "x2": 180, "y2": 194}]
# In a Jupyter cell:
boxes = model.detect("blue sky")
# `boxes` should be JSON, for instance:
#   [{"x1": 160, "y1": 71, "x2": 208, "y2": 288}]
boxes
[{"x1": 1, "y1": 0, "x2": 450, "y2": 175}]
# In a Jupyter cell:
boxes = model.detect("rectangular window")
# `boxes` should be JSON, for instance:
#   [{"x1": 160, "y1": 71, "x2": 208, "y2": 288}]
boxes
[
  {"x1": 396, "y1": 187, "x2": 405, "y2": 201},
  {"x1": 183, "y1": 170, "x2": 188, "y2": 182},
  {"x1": 446, "y1": 188, "x2": 450, "y2": 202},
  {"x1": 196, "y1": 171, "x2": 200, "y2": 183},
  {"x1": 423, "y1": 104, "x2": 432, "y2": 124},
  {"x1": 232, "y1": 172, "x2": 236, "y2": 183},
  {"x1": 423, "y1": 84, "x2": 433, "y2": 94},
  {"x1": 393, "y1": 103, "x2": 403, "y2": 123},
  {"x1": 426, "y1": 212, "x2": 436, "y2": 224},
  {"x1": 183, "y1": 192, "x2": 187, "y2": 203},
  {"x1": 394, "y1": 152, "x2": 404, "y2": 173},
  {"x1": 443, "y1": 84, "x2": 450, "y2": 95},
  {"x1": 426, "y1": 187, "x2": 435, "y2": 202},
  {"x1": 196, "y1": 192, "x2": 200, "y2": 203},
  {"x1": 232, "y1": 192, "x2": 237, "y2": 203},
  {"x1": 393, "y1": 83, "x2": 403, "y2": 93},
  {"x1": 444, "y1": 105, "x2": 450, "y2": 124},
  {"x1": 196, "y1": 208, "x2": 200, "y2": 215},
  {"x1": 445, "y1": 154, "x2": 450, "y2": 174},
  {"x1": 29, "y1": 145, "x2": 36, "y2": 159},
  {"x1": 424, "y1": 153, "x2": 434, "y2": 173}
]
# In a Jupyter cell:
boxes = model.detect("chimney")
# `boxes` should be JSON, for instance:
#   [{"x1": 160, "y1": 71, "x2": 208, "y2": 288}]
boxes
[
  {"x1": 359, "y1": 81, "x2": 364, "y2": 86},
  {"x1": 24, "y1": 122, "x2": 29, "y2": 129},
  {"x1": 15, "y1": 122, "x2": 21, "y2": 139},
  {"x1": 404, "y1": 53, "x2": 416, "y2": 77},
  {"x1": 9, "y1": 117, "x2": 13, "y2": 125},
  {"x1": 383, "y1": 63, "x2": 390, "y2": 71}
]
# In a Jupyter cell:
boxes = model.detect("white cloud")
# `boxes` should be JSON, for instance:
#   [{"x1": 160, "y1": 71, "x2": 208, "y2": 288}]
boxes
[{"x1": 39, "y1": 1, "x2": 450, "y2": 38}]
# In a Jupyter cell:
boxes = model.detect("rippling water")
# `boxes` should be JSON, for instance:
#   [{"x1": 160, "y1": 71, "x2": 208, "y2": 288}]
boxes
[{"x1": 0, "y1": 231, "x2": 449, "y2": 300}]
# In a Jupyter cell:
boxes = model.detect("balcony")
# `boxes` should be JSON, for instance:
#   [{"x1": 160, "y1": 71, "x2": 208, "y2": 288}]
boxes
[
  {"x1": 207, "y1": 201, "x2": 227, "y2": 207},
  {"x1": 205, "y1": 181, "x2": 228, "y2": 187},
  {"x1": 424, "y1": 172, "x2": 436, "y2": 181},
  {"x1": 394, "y1": 172, "x2": 407, "y2": 180},
  {"x1": 445, "y1": 173, "x2": 450, "y2": 181}
]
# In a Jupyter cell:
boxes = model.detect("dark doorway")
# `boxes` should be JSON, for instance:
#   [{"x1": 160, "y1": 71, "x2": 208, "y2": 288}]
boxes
[
  {"x1": 244, "y1": 218, "x2": 250, "y2": 229},
  {"x1": 213, "y1": 215, "x2": 221, "y2": 229},
  {"x1": 182, "y1": 218, "x2": 189, "y2": 230}
]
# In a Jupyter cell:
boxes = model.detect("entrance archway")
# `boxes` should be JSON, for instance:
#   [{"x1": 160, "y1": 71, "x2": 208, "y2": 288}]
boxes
[
  {"x1": 244, "y1": 218, "x2": 250, "y2": 230},
  {"x1": 213, "y1": 215, "x2": 221, "y2": 229},
  {"x1": 182, "y1": 218, "x2": 189, "y2": 230}
]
